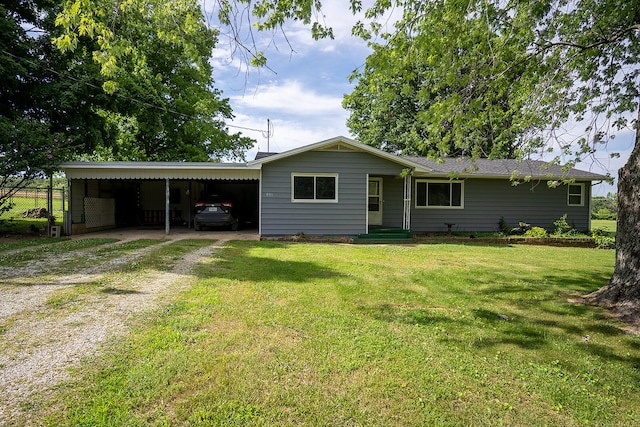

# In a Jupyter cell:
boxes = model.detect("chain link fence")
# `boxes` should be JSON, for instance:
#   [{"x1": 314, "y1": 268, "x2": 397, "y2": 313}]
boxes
[{"x1": 0, "y1": 187, "x2": 66, "y2": 222}]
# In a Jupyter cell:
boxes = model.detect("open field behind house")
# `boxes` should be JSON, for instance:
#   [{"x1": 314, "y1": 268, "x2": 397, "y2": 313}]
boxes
[
  {"x1": 1, "y1": 189, "x2": 65, "y2": 218},
  {"x1": 1, "y1": 237, "x2": 638, "y2": 426},
  {"x1": 591, "y1": 219, "x2": 617, "y2": 235},
  {"x1": 1, "y1": 188, "x2": 66, "y2": 234}
]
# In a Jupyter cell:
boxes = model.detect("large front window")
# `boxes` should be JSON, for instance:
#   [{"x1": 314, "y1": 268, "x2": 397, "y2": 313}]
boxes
[
  {"x1": 292, "y1": 174, "x2": 338, "y2": 202},
  {"x1": 415, "y1": 180, "x2": 463, "y2": 208}
]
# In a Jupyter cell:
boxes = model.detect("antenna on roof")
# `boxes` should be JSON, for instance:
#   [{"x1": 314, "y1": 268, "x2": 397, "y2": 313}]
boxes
[{"x1": 261, "y1": 119, "x2": 274, "y2": 152}]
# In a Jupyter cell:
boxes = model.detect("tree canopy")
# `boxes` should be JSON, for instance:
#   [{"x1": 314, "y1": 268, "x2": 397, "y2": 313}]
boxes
[
  {"x1": 346, "y1": 0, "x2": 639, "y2": 165},
  {"x1": 1, "y1": 0, "x2": 110, "y2": 212},
  {"x1": 344, "y1": 1, "x2": 545, "y2": 158},
  {"x1": 53, "y1": 0, "x2": 258, "y2": 162},
  {"x1": 1, "y1": 0, "x2": 256, "y2": 176}
]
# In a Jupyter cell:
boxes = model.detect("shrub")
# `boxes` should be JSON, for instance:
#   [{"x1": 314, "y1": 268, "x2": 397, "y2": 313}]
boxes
[
  {"x1": 524, "y1": 227, "x2": 548, "y2": 238},
  {"x1": 552, "y1": 214, "x2": 576, "y2": 236},
  {"x1": 498, "y1": 218, "x2": 531, "y2": 235},
  {"x1": 591, "y1": 229, "x2": 616, "y2": 249},
  {"x1": 498, "y1": 217, "x2": 511, "y2": 235}
]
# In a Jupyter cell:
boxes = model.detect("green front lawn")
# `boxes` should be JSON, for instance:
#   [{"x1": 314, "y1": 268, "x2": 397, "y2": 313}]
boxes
[{"x1": 20, "y1": 241, "x2": 640, "y2": 426}]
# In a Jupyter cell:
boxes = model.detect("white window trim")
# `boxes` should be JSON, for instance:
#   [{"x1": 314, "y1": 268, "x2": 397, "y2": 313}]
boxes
[
  {"x1": 291, "y1": 173, "x2": 339, "y2": 203},
  {"x1": 567, "y1": 183, "x2": 585, "y2": 207},
  {"x1": 415, "y1": 179, "x2": 465, "y2": 209}
]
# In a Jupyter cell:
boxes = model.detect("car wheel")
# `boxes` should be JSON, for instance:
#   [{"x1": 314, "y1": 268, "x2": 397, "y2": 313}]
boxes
[
  {"x1": 194, "y1": 222, "x2": 201, "y2": 231},
  {"x1": 231, "y1": 222, "x2": 239, "y2": 231}
]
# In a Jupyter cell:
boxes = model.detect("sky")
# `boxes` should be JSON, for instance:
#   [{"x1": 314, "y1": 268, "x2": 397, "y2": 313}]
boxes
[
  {"x1": 208, "y1": 1, "x2": 375, "y2": 156},
  {"x1": 206, "y1": 0, "x2": 630, "y2": 197}
]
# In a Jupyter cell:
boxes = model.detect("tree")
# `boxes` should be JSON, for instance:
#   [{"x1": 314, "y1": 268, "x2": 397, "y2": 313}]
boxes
[
  {"x1": 53, "y1": 0, "x2": 258, "y2": 161},
  {"x1": 1, "y1": 0, "x2": 113, "y2": 214},
  {"x1": 344, "y1": 1, "x2": 548, "y2": 158},
  {"x1": 347, "y1": 0, "x2": 640, "y2": 321},
  {"x1": 1, "y1": 0, "x2": 256, "y2": 175},
  {"x1": 592, "y1": 193, "x2": 618, "y2": 219}
]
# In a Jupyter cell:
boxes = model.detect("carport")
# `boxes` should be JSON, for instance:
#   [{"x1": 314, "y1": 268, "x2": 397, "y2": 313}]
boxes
[{"x1": 61, "y1": 162, "x2": 261, "y2": 235}]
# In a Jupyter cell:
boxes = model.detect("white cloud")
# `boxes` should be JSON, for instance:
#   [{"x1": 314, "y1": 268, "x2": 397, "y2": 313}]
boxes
[
  {"x1": 230, "y1": 80, "x2": 344, "y2": 116},
  {"x1": 226, "y1": 100, "x2": 353, "y2": 158}
]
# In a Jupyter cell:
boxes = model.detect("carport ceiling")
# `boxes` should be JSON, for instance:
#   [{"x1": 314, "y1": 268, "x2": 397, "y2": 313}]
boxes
[{"x1": 61, "y1": 161, "x2": 261, "y2": 180}]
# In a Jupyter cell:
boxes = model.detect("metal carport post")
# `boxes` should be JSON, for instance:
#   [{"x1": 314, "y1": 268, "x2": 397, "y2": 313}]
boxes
[
  {"x1": 403, "y1": 172, "x2": 412, "y2": 230},
  {"x1": 165, "y1": 178, "x2": 170, "y2": 235}
]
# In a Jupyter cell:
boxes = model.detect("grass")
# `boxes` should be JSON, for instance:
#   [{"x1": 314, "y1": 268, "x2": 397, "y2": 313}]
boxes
[
  {"x1": 0, "y1": 236, "x2": 69, "y2": 253},
  {"x1": 1, "y1": 194, "x2": 65, "y2": 234},
  {"x1": 0, "y1": 217, "x2": 60, "y2": 234},
  {"x1": 10, "y1": 240, "x2": 640, "y2": 426},
  {"x1": 592, "y1": 219, "x2": 617, "y2": 235},
  {"x1": 0, "y1": 238, "x2": 119, "y2": 266}
]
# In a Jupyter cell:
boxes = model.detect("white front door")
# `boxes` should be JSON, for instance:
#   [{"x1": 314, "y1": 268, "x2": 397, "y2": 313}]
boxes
[{"x1": 368, "y1": 177, "x2": 383, "y2": 226}]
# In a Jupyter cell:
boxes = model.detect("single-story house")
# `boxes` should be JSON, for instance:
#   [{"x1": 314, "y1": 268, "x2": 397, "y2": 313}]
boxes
[{"x1": 60, "y1": 136, "x2": 606, "y2": 236}]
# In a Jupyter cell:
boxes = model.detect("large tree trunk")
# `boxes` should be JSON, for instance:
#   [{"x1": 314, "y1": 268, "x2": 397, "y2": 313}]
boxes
[{"x1": 586, "y1": 113, "x2": 640, "y2": 324}]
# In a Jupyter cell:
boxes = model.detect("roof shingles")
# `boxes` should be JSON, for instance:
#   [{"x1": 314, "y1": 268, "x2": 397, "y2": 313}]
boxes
[{"x1": 403, "y1": 157, "x2": 606, "y2": 180}]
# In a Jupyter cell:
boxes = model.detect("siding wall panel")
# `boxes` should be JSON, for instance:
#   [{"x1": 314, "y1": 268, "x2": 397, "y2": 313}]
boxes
[
  {"x1": 261, "y1": 150, "x2": 405, "y2": 235},
  {"x1": 410, "y1": 179, "x2": 592, "y2": 233}
]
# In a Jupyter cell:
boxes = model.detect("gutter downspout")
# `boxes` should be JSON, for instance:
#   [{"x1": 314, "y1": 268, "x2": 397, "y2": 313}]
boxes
[{"x1": 258, "y1": 167, "x2": 263, "y2": 236}]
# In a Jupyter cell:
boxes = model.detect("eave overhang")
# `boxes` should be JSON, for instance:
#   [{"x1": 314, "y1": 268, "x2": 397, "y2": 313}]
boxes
[{"x1": 60, "y1": 161, "x2": 261, "y2": 180}]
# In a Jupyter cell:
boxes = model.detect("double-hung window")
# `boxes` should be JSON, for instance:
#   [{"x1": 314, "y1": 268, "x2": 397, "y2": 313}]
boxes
[
  {"x1": 567, "y1": 183, "x2": 584, "y2": 206},
  {"x1": 292, "y1": 173, "x2": 338, "y2": 202},
  {"x1": 415, "y1": 180, "x2": 464, "y2": 208}
]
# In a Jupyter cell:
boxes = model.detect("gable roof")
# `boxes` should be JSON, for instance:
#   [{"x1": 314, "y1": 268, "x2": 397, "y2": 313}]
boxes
[
  {"x1": 248, "y1": 136, "x2": 432, "y2": 172},
  {"x1": 60, "y1": 136, "x2": 607, "y2": 182},
  {"x1": 403, "y1": 157, "x2": 607, "y2": 181}
]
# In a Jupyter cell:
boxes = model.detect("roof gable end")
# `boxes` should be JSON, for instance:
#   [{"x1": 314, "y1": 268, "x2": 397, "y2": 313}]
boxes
[{"x1": 249, "y1": 136, "x2": 432, "y2": 172}]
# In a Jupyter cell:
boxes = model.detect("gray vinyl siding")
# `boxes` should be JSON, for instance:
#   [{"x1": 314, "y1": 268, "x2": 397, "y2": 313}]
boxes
[
  {"x1": 410, "y1": 178, "x2": 593, "y2": 233},
  {"x1": 260, "y1": 150, "x2": 405, "y2": 235}
]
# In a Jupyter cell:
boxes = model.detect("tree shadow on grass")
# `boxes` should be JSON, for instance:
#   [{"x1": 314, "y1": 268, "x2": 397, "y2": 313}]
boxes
[
  {"x1": 195, "y1": 241, "x2": 347, "y2": 284},
  {"x1": 464, "y1": 307, "x2": 640, "y2": 377},
  {"x1": 472, "y1": 271, "x2": 612, "y2": 300},
  {"x1": 468, "y1": 308, "x2": 549, "y2": 349},
  {"x1": 358, "y1": 303, "x2": 460, "y2": 327}
]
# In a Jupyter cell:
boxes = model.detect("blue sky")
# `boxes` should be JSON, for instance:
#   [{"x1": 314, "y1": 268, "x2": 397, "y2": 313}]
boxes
[
  {"x1": 207, "y1": 1, "x2": 630, "y2": 196},
  {"x1": 209, "y1": 1, "x2": 374, "y2": 156}
]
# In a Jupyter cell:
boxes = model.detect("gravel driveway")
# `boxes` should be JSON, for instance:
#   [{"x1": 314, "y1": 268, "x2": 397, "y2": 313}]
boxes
[{"x1": 0, "y1": 229, "x2": 258, "y2": 425}]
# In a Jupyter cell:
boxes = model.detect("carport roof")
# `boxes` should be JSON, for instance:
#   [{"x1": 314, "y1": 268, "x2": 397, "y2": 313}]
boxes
[{"x1": 61, "y1": 161, "x2": 261, "y2": 180}]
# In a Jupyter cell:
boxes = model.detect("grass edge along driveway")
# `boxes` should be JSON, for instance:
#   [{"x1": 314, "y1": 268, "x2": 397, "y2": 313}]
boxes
[{"x1": 18, "y1": 240, "x2": 640, "y2": 426}]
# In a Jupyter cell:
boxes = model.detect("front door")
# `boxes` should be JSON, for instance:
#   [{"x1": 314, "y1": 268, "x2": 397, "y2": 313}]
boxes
[{"x1": 368, "y1": 177, "x2": 383, "y2": 226}]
